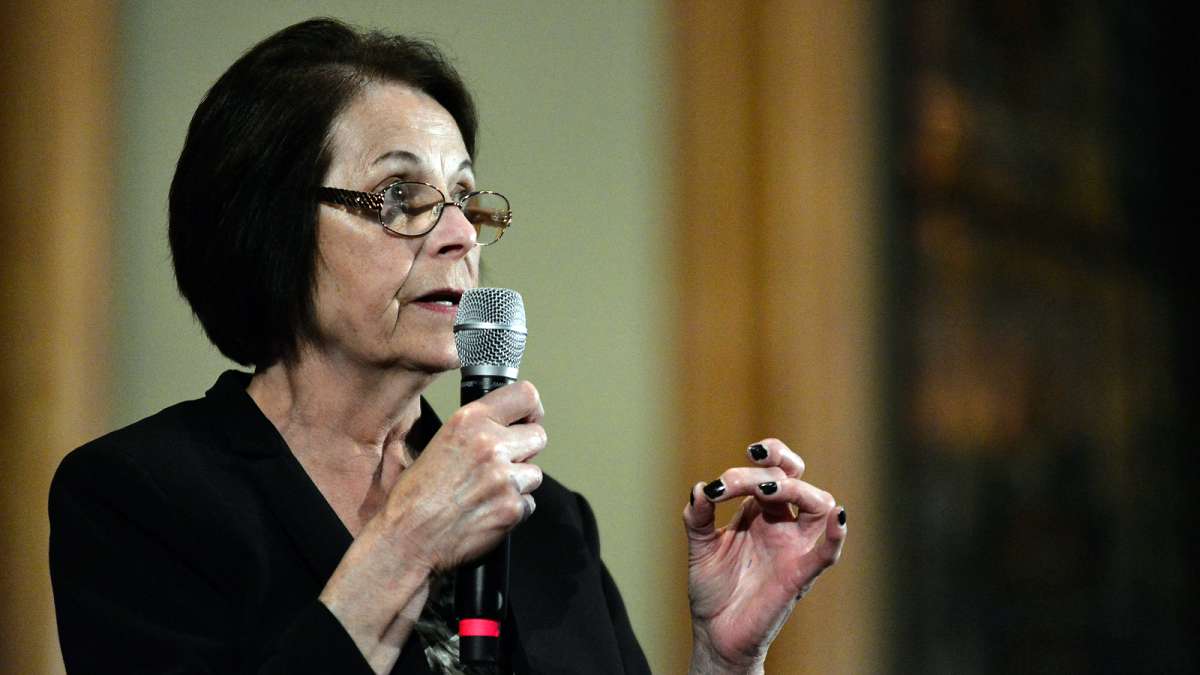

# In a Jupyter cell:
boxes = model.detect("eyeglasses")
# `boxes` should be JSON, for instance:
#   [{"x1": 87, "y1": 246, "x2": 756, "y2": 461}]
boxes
[{"x1": 316, "y1": 181, "x2": 512, "y2": 245}]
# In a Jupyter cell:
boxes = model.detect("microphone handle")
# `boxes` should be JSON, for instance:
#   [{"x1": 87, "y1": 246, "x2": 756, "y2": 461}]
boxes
[
  {"x1": 459, "y1": 374, "x2": 516, "y2": 407},
  {"x1": 455, "y1": 373, "x2": 516, "y2": 667}
]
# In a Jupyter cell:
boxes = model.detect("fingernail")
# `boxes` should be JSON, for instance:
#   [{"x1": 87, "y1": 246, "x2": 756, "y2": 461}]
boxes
[
  {"x1": 702, "y1": 479, "x2": 725, "y2": 500},
  {"x1": 838, "y1": 508, "x2": 847, "y2": 526},
  {"x1": 758, "y1": 481, "x2": 778, "y2": 495},
  {"x1": 748, "y1": 443, "x2": 768, "y2": 461},
  {"x1": 689, "y1": 490, "x2": 695, "y2": 507}
]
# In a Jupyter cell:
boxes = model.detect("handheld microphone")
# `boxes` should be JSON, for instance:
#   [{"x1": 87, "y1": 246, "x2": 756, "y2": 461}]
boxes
[{"x1": 452, "y1": 287, "x2": 527, "y2": 667}]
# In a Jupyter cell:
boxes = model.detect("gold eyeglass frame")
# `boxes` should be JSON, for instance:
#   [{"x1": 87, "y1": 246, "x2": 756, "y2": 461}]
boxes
[{"x1": 316, "y1": 180, "x2": 512, "y2": 245}]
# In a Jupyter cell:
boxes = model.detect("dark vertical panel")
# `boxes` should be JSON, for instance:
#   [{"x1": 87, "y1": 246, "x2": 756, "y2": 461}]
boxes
[{"x1": 886, "y1": 1, "x2": 1193, "y2": 671}]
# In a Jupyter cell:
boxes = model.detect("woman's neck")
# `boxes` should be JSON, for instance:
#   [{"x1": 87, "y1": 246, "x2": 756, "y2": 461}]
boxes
[{"x1": 247, "y1": 349, "x2": 439, "y2": 533}]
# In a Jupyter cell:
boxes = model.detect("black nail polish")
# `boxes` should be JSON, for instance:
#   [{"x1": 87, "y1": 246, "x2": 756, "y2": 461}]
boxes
[
  {"x1": 748, "y1": 443, "x2": 768, "y2": 461},
  {"x1": 838, "y1": 508, "x2": 847, "y2": 526},
  {"x1": 703, "y1": 479, "x2": 725, "y2": 500},
  {"x1": 689, "y1": 490, "x2": 695, "y2": 507},
  {"x1": 758, "y1": 481, "x2": 778, "y2": 495}
]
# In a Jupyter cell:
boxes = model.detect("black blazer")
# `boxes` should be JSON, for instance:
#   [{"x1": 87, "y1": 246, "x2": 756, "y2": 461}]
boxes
[{"x1": 49, "y1": 371, "x2": 650, "y2": 674}]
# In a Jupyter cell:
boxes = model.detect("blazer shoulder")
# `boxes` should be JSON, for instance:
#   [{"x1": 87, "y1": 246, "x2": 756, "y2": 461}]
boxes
[{"x1": 53, "y1": 396, "x2": 223, "y2": 497}]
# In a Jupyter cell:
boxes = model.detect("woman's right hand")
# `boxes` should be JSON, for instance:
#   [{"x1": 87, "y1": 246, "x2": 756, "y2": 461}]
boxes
[
  {"x1": 377, "y1": 380, "x2": 547, "y2": 571},
  {"x1": 319, "y1": 381, "x2": 546, "y2": 672}
]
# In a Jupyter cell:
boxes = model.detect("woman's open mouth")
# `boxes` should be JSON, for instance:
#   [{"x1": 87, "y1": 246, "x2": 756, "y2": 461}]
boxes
[{"x1": 412, "y1": 289, "x2": 463, "y2": 313}]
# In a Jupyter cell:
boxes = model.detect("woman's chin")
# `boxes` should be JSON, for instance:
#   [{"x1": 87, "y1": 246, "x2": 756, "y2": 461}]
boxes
[{"x1": 392, "y1": 349, "x2": 460, "y2": 376}]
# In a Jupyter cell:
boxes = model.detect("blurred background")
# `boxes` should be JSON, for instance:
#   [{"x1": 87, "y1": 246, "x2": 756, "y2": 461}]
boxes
[{"x1": 1, "y1": 1, "x2": 1191, "y2": 673}]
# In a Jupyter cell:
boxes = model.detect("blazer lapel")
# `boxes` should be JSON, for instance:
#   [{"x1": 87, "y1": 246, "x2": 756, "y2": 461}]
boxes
[
  {"x1": 242, "y1": 451, "x2": 353, "y2": 582},
  {"x1": 207, "y1": 371, "x2": 352, "y2": 582}
]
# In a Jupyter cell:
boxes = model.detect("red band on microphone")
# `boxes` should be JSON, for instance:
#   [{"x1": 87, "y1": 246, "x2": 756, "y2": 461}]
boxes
[{"x1": 459, "y1": 619, "x2": 501, "y2": 638}]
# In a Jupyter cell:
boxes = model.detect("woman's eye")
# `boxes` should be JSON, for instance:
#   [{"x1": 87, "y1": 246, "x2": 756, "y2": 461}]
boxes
[{"x1": 383, "y1": 183, "x2": 407, "y2": 201}]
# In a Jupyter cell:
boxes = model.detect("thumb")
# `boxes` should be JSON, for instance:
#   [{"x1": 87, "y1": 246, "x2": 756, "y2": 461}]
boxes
[{"x1": 683, "y1": 482, "x2": 717, "y2": 539}]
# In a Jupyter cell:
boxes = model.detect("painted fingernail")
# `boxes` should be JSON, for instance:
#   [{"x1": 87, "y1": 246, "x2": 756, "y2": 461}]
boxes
[
  {"x1": 702, "y1": 479, "x2": 725, "y2": 500},
  {"x1": 758, "y1": 481, "x2": 778, "y2": 495},
  {"x1": 748, "y1": 443, "x2": 768, "y2": 461},
  {"x1": 838, "y1": 508, "x2": 847, "y2": 526}
]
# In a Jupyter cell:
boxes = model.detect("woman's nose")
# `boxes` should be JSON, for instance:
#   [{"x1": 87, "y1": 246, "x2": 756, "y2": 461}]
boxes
[{"x1": 426, "y1": 202, "x2": 477, "y2": 257}]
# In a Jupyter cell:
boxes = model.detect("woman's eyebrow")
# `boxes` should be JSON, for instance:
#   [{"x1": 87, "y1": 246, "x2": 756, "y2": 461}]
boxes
[
  {"x1": 372, "y1": 149, "x2": 421, "y2": 166},
  {"x1": 371, "y1": 152, "x2": 472, "y2": 177}
]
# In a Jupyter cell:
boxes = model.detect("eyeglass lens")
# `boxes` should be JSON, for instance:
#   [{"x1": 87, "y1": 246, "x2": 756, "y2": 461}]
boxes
[{"x1": 380, "y1": 182, "x2": 509, "y2": 244}]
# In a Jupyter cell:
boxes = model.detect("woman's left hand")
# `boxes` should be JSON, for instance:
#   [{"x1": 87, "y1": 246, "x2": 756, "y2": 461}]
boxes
[{"x1": 684, "y1": 438, "x2": 846, "y2": 675}]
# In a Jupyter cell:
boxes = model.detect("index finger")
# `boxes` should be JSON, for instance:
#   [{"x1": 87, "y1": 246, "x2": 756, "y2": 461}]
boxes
[
  {"x1": 474, "y1": 380, "x2": 545, "y2": 426},
  {"x1": 745, "y1": 438, "x2": 805, "y2": 478}
]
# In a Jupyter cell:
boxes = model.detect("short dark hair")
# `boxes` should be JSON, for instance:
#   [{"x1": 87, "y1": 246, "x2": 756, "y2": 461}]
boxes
[{"x1": 169, "y1": 18, "x2": 477, "y2": 368}]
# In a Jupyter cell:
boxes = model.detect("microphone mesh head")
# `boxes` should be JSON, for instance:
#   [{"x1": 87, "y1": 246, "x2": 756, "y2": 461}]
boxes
[{"x1": 454, "y1": 288, "x2": 527, "y2": 369}]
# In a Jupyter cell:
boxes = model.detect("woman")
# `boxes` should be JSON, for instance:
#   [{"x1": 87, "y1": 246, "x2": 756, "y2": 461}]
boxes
[{"x1": 49, "y1": 18, "x2": 846, "y2": 675}]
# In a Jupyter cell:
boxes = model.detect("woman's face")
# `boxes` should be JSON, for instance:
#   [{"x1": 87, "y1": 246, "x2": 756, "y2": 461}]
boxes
[{"x1": 311, "y1": 82, "x2": 479, "y2": 373}]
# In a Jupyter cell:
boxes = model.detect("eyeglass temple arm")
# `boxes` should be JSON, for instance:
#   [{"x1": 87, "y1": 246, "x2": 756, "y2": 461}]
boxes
[{"x1": 316, "y1": 187, "x2": 383, "y2": 211}]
